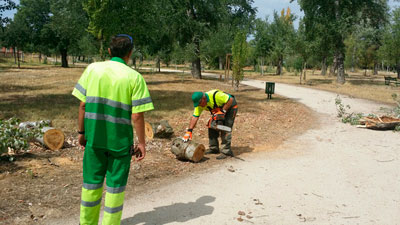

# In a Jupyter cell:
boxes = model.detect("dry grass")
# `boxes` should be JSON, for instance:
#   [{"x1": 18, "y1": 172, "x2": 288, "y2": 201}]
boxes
[
  {"x1": 208, "y1": 68, "x2": 400, "y2": 105},
  {"x1": 0, "y1": 64, "x2": 314, "y2": 224}
]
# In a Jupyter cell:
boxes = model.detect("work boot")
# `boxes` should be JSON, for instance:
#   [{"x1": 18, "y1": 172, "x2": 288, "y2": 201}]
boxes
[
  {"x1": 216, "y1": 152, "x2": 233, "y2": 160},
  {"x1": 205, "y1": 149, "x2": 219, "y2": 155}
]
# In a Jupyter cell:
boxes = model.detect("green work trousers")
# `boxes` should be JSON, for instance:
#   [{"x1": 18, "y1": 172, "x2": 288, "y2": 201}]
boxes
[
  {"x1": 208, "y1": 102, "x2": 238, "y2": 155},
  {"x1": 80, "y1": 145, "x2": 131, "y2": 225}
]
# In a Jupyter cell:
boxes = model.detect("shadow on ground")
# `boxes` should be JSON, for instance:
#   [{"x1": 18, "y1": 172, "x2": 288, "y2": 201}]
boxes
[{"x1": 121, "y1": 196, "x2": 215, "y2": 225}]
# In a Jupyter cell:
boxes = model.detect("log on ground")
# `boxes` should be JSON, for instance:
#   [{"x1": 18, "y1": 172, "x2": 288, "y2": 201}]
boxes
[
  {"x1": 170, "y1": 138, "x2": 205, "y2": 162},
  {"x1": 144, "y1": 120, "x2": 174, "y2": 139},
  {"x1": 37, "y1": 127, "x2": 65, "y2": 150},
  {"x1": 19, "y1": 121, "x2": 65, "y2": 150}
]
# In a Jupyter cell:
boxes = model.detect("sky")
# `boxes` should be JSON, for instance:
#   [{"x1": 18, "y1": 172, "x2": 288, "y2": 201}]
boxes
[{"x1": 3, "y1": 0, "x2": 400, "y2": 29}]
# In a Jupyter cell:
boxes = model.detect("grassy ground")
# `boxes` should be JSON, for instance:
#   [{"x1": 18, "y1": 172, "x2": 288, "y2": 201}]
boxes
[
  {"x1": 0, "y1": 63, "x2": 314, "y2": 224},
  {"x1": 208, "y1": 68, "x2": 400, "y2": 105}
]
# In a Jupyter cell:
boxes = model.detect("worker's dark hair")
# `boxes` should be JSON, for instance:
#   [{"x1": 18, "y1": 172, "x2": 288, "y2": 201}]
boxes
[{"x1": 109, "y1": 35, "x2": 133, "y2": 58}]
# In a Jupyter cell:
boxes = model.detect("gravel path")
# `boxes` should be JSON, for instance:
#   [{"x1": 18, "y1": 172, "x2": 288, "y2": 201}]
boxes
[{"x1": 54, "y1": 74, "x2": 400, "y2": 225}]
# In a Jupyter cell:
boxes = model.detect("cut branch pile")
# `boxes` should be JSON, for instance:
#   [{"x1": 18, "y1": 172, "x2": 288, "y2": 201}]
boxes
[{"x1": 358, "y1": 116, "x2": 400, "y2": 130}]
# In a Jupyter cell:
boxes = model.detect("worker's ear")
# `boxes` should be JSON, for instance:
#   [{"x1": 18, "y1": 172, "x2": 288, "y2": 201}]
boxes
[
  {"x1": 126, "y1": 50, "x2": 133, "y2": 60},
  {"x1": 108, "y1": 48, "x2": 112, "y2": 57}
]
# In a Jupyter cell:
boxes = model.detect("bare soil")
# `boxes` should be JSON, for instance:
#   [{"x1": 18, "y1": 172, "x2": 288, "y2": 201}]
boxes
[{"x1": 0, "y1": 66, "x2": 314, "y2": 224}]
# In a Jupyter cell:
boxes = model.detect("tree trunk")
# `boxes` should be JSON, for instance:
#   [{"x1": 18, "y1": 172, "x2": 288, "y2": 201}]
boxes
[
  {"x1": 260, "y1": 57, "x2": 264, "y2": 76},
  {"x1": 170, "y1": 138, "x2": 205, "y2": 162},
  {"x1": 276, "y1": 56, "x2": 282, "y2": 75},
  {"x1": 39, "y1": 52, "x2": 42, "y2": 63},
  {"x1": 321, "y1": 57, "x2": 327, "y2": 76},
  {"x1": 336, "y1": 51, "x2": 346, "y2": 84},
  {"x1": 191, "y1": 39, "x2": 202, "y2": 79},
  {"x1": 60, "y1": 48, "x2": 68, "y2": 68},
  {"x1": 329, "y1": 55, "x2": 337, "y2": 76},
  {"x1": 17, "y1": 49, "x2": 20, "y2": 69},
  {"x1": 156, "y1": 57, "x2": 161, "y2": 72},
  {"x1": 13, "y1": 47, "x2": 17, "y2": 64},
  {"x1": 144, "y1": 121, "x2": 174, "y2": 139},
  {"x1": 373, "y1": 62, "x2": 378, "y2": 75},
  {"x1": 303, "y1": 62, "x2": 307, "y2": 82},
  {"x1": 397, "y1": 62, "x2": 400, "y2": 79},
  {"x1": 192, "y1": 57, "x2": 202, "y2": 79},
  {"x1": 219, "y1": 56, "x2": 224, "y2": 70},
  {"x1": 351, "y1": 46, "x2": 356, "y2": 72}
]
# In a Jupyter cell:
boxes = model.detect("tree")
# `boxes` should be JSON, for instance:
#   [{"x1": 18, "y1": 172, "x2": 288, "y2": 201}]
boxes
[
  {"x1": 201, "y1": 25, "x2": 234, "y2": 69},
  {"x1": 251, "y1": 18, "x2": 273, "y2": 75},
  {"x1": 166, "y1": 0, "x2": 255, "y2": 79},
  {"x1": 46, "y1": 0, "x2": 88, "y2": 67},
  {"x1": 268, "y1": 10, "x2": 295, "y2": 75},
  {"x1": 84, "y1": 0, "x2": 158, "y2": 60},
  {"x1": 294, "y1": 0, "x2": 388, "y2": 84},
  {"x1": 289, "y1": 20, "x2": 312, "y2": 83},
  {"x1": 2, "y1": 14, "x2": 30, "y2": 68},
  {"x1": 380, "y1": 8, "x2": 400, "y2": 78},
  {"x1": 15, "y1": 0, "x2": 51, "y2": 62},
  {"x1": 232, "y1": 31, "x2": 248, "y2": 91}
]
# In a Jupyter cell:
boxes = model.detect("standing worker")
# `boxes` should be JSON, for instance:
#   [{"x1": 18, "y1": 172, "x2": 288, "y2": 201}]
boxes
[
  {"x1": 183, "y1": 89, "x2": 238, "y2": 159},
  {"x1": 72, "y1": 34, "x2": 154, "y2": 225}
]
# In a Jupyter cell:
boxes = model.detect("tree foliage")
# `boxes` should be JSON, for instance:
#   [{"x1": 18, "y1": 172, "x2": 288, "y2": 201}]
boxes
[
  {"x1": 380, "y1": 7, "x2": 400, "y2": 78},
  {"x1": 294, "y1": 0, "x2": 388, "y2": 84},
  {"x1": 232, "y1": 31, "x2": 248, "y2": 90}
]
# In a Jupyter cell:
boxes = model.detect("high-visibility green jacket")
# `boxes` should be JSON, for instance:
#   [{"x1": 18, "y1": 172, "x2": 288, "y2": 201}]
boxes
[
  {"x1": 72, "y1": 57, "x2": 154, "y2": 151},
  {"x1": 193, "y1": 89, "x2": 231, "y2": 117}
]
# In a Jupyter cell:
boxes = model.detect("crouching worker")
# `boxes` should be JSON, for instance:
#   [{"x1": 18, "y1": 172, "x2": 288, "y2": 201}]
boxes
[
  {"x1": 183, "y1": 89, "x2": 238, "y2": 160},
  {"x1": 72, "y1": 34, "x2": 154, "y2": 225}
]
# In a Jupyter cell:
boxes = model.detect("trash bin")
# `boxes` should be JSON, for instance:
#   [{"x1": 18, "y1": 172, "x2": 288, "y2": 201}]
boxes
[{"x1": 265, "y1": 82, "x2": 275, "y2": 99}]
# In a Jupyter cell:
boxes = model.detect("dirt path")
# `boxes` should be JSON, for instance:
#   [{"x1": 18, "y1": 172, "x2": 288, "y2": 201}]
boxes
[{"x1": 52, "y1": 77, "x2": 400, "y2": 225}]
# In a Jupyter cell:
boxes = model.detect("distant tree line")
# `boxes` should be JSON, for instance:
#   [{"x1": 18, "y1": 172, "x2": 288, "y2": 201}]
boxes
[{"x1": 1, "y1": 0, "x2": 400, "y2": 83}]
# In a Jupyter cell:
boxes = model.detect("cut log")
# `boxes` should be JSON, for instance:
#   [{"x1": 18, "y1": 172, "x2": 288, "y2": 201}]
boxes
[
  {"x1": 144, "y1": 120, "x2": 174, "y2": 139},
  {"x1": 19, "y1": 121, "x2": 64, "y2": 150},
  {"x1": 170, "y1": 138, "x2": 205, "y2": 162},
  {"x1": 37, "y1": 127, "x2": 65, "y2": 150},
  {"x1": 144, "y1": 122, "x2": 154, "y2": 139},
  {"x1": 359, "y1": 116, "x2": 400, "y2": 130}
]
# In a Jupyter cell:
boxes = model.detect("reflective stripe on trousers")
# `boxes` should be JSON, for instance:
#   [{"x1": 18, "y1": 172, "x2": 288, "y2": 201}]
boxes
[{"x1": 80, "y1": 184, "x2": 126, "y2": 225}]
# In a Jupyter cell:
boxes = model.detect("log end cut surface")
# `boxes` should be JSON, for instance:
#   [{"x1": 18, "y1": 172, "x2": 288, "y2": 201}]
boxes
[
  {"x1": 43, "y1": 129, "x2": 65, "y2": 150},
  {"x1": 145, "y1": 122, "x2": 154, "y2": 140},
  {"x1": 191, "y1": 144, "x2": 205, "y2": 163}
]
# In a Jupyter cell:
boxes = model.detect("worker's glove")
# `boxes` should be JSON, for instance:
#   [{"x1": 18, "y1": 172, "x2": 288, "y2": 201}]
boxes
[
  {"x1": 183, "y1": 131, "x2": 192, "y2": 142},
  {"x1": 214, "y1": 110, "x2": 225, "y2": 121}
]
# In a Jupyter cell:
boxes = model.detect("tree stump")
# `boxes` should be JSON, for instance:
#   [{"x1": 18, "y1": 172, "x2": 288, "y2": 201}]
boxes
[
  {"x1": 144, "y1": 120, "x2": 174, "y2": 139},
  {"x1": 170, "y1": 138, "x2": 205, "y2": 162}
]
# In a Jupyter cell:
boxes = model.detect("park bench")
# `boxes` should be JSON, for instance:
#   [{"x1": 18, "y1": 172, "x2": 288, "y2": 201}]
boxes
[{"x1": 384, "y1": 76, "x2": 400, "y2": 86}]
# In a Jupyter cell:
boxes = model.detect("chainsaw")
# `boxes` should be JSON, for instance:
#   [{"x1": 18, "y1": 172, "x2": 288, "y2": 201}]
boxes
[{"x1": 207, "y1": 109, "x2": 232, "y2": 132}]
